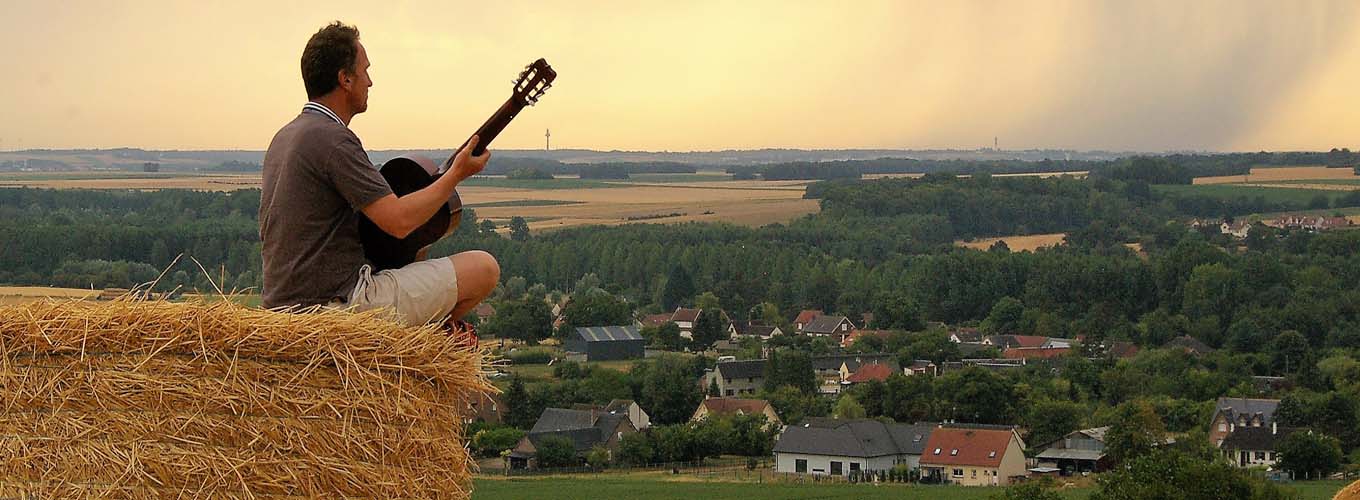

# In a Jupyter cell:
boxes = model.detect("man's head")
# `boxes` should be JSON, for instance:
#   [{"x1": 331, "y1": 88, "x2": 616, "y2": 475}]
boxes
[{"x1": 301, "y1": 22, "x2": 371, "y2": 115}]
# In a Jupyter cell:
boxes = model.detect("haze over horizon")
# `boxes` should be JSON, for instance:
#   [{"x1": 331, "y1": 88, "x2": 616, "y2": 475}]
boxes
[{"x1": 4, "y1": 0, "x2": 1359, "y2": 153}]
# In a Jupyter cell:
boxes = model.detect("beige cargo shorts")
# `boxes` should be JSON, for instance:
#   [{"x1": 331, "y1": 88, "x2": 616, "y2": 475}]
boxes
[{"x1": 327, "y1": 259, "x2": 460, "y2": 327}]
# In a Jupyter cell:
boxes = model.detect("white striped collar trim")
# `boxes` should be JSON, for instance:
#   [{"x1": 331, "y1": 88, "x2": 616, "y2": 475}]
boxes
[{"x1": 302, "y1": 102, "x2": 345, "y2": 126}]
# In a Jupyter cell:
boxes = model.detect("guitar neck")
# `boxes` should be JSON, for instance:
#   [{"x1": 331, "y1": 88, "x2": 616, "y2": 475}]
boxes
[{"x1": 443, "y1": 97, "x2": 524, "y2": 170}]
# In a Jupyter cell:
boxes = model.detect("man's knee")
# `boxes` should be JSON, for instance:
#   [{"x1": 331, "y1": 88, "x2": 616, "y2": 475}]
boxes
[{"x1": 452, "y1": 250, "x2": 499, "y2": 295}]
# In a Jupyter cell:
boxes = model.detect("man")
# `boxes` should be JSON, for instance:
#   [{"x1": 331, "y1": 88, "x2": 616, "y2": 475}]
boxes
[{"x1": 260, "y1": 22, "x2": 499, "y2": 332}]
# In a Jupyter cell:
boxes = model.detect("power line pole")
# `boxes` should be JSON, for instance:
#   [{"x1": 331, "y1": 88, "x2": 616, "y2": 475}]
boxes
[{"x1": 545, "y1": 129, "x2": 551, "y2": 151}]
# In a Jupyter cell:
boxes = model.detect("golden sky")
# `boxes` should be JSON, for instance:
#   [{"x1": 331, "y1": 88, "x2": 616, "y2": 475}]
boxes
[{"x1": 3, "y1": 0, "x2": 1358, "y2": 152}]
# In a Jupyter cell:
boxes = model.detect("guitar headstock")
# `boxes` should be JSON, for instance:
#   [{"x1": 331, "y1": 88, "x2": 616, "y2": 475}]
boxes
[{"x1": 512, "y1": 58, "x2": 556, "y2": 107}]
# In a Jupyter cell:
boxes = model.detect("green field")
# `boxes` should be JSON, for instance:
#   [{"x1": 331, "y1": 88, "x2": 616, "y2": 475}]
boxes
[
  {"x1": 1261, "y1": 179, "x2": 1360, "y2": 186},
  {"x1": 1153, "y1": 184, "x2": 1352, "y2": 205},
  {"x1": 471, "y1": 476, "x2": 1348, "y2": 500}
]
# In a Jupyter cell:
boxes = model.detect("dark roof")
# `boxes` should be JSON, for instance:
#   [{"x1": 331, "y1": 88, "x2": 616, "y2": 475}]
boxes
[
  {"x1": 530, "y1": 408, "x2": 596, "y2": 433},
  {"x1": 804, "y1": 315, "x2": 853, "y2": 335},
  {"x1": 1165, "y1": 335, "x2": 1215, "y2": 354},
  {"x1": 573, "y1": 325, "x2": 643, "y2": 342},
  {"x1": 951, "y1": 328, "x2": 983, "y2": 343},
  {"x1": 987, "y1": 335, "x2": 1047, "y2": 348},
  {"x1": 733, "y1": 322, "x2": 778, "y2": 337},
  {"x1": 526, "y1": 428, "x2": 602, "y2": 452},
  {"x1": 1213, "y1": 397, "x2": 1280, "y2": 426},
  {"x1": 1221, "y1": 426, "x2": 1297, "y2": 451},
  {"x1": 957, "y1": 343, "x2": 994, "y2": 357},
  {"x1": 774, "y1": 419, "x2": 935, "y2": 458},
  {"x1": 716, "y1": 359, "x2": 766, "y2": 379}
]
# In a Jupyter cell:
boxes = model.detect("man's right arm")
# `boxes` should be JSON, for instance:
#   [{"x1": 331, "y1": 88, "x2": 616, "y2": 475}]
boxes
[{"x1": 363, "y1": 136, "x2": 490, "y2": 239}]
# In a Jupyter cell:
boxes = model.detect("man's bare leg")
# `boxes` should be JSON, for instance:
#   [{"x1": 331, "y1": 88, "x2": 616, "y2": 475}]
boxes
[{"x1": 447, "y1": 250, "x2": 500, "y2": 320}]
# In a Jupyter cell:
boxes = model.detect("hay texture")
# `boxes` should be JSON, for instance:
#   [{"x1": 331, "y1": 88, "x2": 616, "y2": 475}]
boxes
[{"x1": 0, "y1": 298, "x2": 494, "y2": 499}]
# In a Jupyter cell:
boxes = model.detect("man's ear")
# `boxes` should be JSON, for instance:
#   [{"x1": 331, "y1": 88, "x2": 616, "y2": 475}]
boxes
[{"x1": 337, "y1": 69, "x2": 352, "y2": 92}]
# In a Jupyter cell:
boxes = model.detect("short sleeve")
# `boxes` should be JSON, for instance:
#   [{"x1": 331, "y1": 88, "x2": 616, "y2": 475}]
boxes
[{"x1": 327, "y1": 133, "x2": 393, "y2": 211}]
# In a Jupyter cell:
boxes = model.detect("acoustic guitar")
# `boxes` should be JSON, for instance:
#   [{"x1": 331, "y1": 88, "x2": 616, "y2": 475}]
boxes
[{"x1": 359, "y1": 58, "x2": 556, "y2": 271}]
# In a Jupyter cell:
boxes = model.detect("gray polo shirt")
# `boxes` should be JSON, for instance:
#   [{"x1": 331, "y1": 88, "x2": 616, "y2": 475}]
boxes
[{"x1": 259, "y1": 103, "x2": 393, "y2": 309}]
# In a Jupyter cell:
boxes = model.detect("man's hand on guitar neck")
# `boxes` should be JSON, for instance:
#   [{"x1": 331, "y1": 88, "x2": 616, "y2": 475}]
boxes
[
  {"x1": 360, "y1": 135, "x2": 490, "y2": 240},
  {"x1": 448, "y1": 135, "x2": 491, "y2": 183}
]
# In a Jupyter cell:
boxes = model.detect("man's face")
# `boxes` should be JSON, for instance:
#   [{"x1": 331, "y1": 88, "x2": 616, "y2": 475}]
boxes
[{"x1": 345, "y1": 41, "x2": 373, "y2": 114}]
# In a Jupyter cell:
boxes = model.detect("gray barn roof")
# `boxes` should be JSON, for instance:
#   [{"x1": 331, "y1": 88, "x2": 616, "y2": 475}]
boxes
[
  {"x1": 774, "y1": 419, "x2": 935, "y2": 458},
  {"x1": 574, "y1": 325, "x2": 643, "y2": 342},
  {"x1": 716, "y1": 360, "x2": 766, "y2": 379}
]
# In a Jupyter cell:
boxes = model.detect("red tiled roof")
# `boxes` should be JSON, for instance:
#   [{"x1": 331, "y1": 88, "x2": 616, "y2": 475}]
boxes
[
  {"x1": 794, "y1": 309, "x2": 823, "y2": 325},
  {"x1": 672, "y1": 308, "x2": 701, "y2": 322},
  {"x1": 919, "y1": 428, "x2": 1014, "y2": 468},
  {"x1": 1108, "y1": 341, "x2": 1139, "y2": 358},
  {"x1": 841, "y1": 329, "x2": 891, "y2": 348},
  {"x1": 846, "y1": 363, "x2": 894, "y2": 383},
  {"x1": 1011, "y1": 335, "x2": 1048, "y2": 348},
  {"x1": 1003, "y1": 347, "x2": 1071, "y2": 359},
  {"x1": 641, "y1": 313, "x2": 673, "y2": 328},
  {"x1": 474, "y1": 303, "x2": 496, "y2": 318}
]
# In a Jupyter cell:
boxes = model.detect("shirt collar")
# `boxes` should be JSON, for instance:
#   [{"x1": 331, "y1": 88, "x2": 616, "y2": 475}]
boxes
[{"x1": 302, "y1": 101, "x2": 345, "y2": 126}]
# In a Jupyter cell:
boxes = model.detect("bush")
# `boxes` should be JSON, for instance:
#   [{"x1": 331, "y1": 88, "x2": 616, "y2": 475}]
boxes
[
  {"x1": 535, "y1": 435, "x2": 578, "y2": 468},
  {"x1": 470, "y1": 426, "x2": 525, "y2": 457},
  {"x1": 508, "y1": 347, "x2": 555, "y2": 365}
]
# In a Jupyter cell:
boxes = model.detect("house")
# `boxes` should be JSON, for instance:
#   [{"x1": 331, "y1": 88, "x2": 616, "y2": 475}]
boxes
[
  {"x1": 1164, "y1": 335, "x2": 1216, "y2": 357},
  {"x1": 671, "y1": 308, "x2": 701, "y2": 338},
  {"x1": 571, "y1": 399, "x2": 651, "y2": 431},
  {"x1": 1209, "y1": 397, "x2": 1281, "y2": 447},
  {"x1": 841, "y1": 329, "x2": 891, "y2": 348},
  {"x1": 731, "y1": 321, "x2": 783, "y2": 340},
  {"x1": 565, "y1": 325, "x2": 645, "y2": 361},
  {"x1": 844, "y1": 363, "x2": 895, "y2": 384},
  {"x1": 1106, "y1": 341, "x2": 1139, "y2": 359},
  {"x1": 706, "y1": 359, "x2": 767, "y2": 397},
  {"x1": 814, "y1": 353, "x2": 895, "y2": 394},
  {"x1": 1221, "y1": 220, "x2": 1252, "y2": 239},
  {"x1": 802, "y1": 315, "x2": 857, "y2": 343},
  {"x1": 1040, "y1": 337, "x2": 1076, "y2": 349},
  {"x1": 949, "y1": 328, "x2": 983, "y2": 344},
  {"x1": 1033, "y1": 426, "x2": 1111, "y2": 475},
  {"x1": 507, "y1": 407, "x2": 639, "y2": 469},
  {"x1": 919, "y1": 427, "x2": 1028, "y2": 486},
  {"x1": 1002, "y1": 346, "x2": 1071, "y2": 360},
  {"x1": 473, "y1": 302, "x2": 496, "y2": 322},
  {"x1": 774, "y1": 419, "x2": 935, "y2": 476},
  {"x1": 1268, "y1": 215, "x2": 1352, "y2": 231},
  {"x1": 638, "y1": 312, "x2": 673, "y2": 329},
  {"x1": 457, "y1": 391, "x2": 504, "y2": 425},
  {"x1": 691, "y1": 397, "x2": 783, "y2": 429},
  {"x1": 793, "y1": 310, "x2": 823, "y2": 332},
  {"x1": 1221, "y1": 423, "x2": 1298, "y2": 468},
  {"x1": 983, "y1": 335, "x2": 1047, "y2": 349},
  {"x1": 905, "y1": 359, "x2": 938, "y2": 376}
]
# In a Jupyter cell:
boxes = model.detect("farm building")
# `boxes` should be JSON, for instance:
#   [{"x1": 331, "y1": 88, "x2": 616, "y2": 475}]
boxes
[{"x1": 565, "y1": 325, "x2": 645, "y2": 361}]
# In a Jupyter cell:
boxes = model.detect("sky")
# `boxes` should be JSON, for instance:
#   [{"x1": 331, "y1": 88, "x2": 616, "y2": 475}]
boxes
[{"x1": 2, "y1": 0, "x2": 1358, "y2": 152}]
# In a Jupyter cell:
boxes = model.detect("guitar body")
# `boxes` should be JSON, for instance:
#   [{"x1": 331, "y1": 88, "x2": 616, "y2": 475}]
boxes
[
  {"x1": 358, "y1": 155, "x2": 463, "y2": 272},
  {"x1": 358, "y1": 58, "x2": 555, "y2": 272}
]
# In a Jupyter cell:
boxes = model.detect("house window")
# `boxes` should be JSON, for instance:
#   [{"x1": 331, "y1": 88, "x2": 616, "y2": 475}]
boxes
[
  {"x1": 953, "y1": 469, "x2": 964, "y2": 477},
  {"x1": 725, "y1": 390, "x2": 734, "y2": 396},
  {"x1": 1218, "y1": 423, "x2": 1226, "y2": 432},
  {"x1": 850, "y1": 463, "x2": 860, "y2": 472},
  {"x1": 972, "y1": 469, "x2": 977, "y2": 478},
  {"x1": 934, "y1": 448, "x2": 941, "y2": 455},
  {"x1": 796, "y1": 459, "x2": 807, "y2": 473},
  {"x1": 1255, "y1": 451, "x2": 1266, "y2": 461},
  {"x1": 988, "y1": 451, "x2": 996, "y2": 458},
  {"x1": 831, "y1": 461, "x2": 842, "y2": 475},
  {"x1": 950, "y1": 449, "x2": 958, "y2": 456}
]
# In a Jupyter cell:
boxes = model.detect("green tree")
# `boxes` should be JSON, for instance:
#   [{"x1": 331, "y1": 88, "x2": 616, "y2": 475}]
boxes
[
  {"x1": 707, "y1": 377, "x2": 721, "y2": 397},
  {"x1": 481, "y1": 297, "x2": 552, "y2": 344},
  {"x1": 765, "y1": 384, "x2": 822, "y2": 425},
  {"x1": 1092, "y1": 450, "x2": 1289, "y2": 500},
  {"x1": 834, "y1": 394, "x2": 866, "y2": 419},
  {"x1": 981, "y1": 297, "x2": 1025, "y2": 335},
  {"x1": 1024, "y1": 399, "x2": 1085, "y2": 448},
  {"x1": 764, "y1": 350, "x2": 816, "y2": 394},
  {"x1": 1269, "y1": 330, "x2": 1309, "y2": 375},
  {"x1": 535, "y1": 435, "x2": 578, "y2": 468},
  {"x1": 470, "y1": 427, "x2": 525, "y2": 457},
  {"x1": 509, "y1": 216, "x2": 530, "y2": 241},
  {"x1": 636, "y1": 355, "x2": 705, "y2": 425},
  {"x1": 659, "y1": 265, "x2": 696, "y2": 311},
  {"x1": 557, "y1": 292, "x2": 632, "y2": 334},
  {"x1": 585, "y1": 445, "x2": 611, "y2": 469},
  {"x1": 695, "y1": 291, "x2": 721, "y2": 310},
  {"x1": 940, "y1": 366, "x2": 1017, "y2": 424},
  {"x1": 617, "y1": 432, "x2": 655, "y2": 465},
  {"x1": 991, "y1": 481, "x2": 1063, "y2": 500},
  {"x1": 873, "y1": 293, "x2": 925, "y2": 331},
  {"x1": 1276, "y1": 431, "x2": 1343, "y2": 479},
  {"x1": 1104, "y1": 400, "x2": 1165, "y2": 465},
  {"x1": 502, "y1": 377, "x2": 535, "y2": 430},
  {"x1": 690, "y1": 308, "x2": 726, "y2": 351}
]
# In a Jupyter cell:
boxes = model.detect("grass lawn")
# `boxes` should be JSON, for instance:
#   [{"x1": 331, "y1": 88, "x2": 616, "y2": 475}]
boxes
[
  {"x1": 471, "y1": 476, "x2": 1350, "y2": 500},
  {"x1": 1153, "y1": 184, "x2": 1351, "y2": 205},
  {"x1": 1260, "y1": 178, "x2": 1360, "y2": 186}
]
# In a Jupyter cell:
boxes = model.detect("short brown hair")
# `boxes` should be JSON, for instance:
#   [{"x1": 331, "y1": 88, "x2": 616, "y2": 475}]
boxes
[{"x1": 300, "y1": 22, "x2": 360, "y2": 99}]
